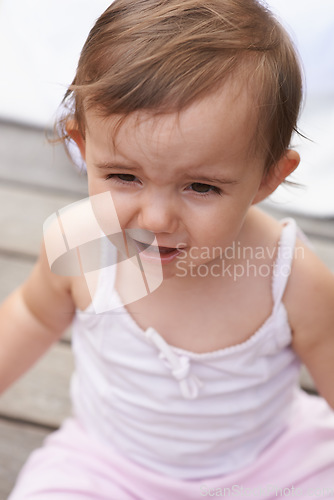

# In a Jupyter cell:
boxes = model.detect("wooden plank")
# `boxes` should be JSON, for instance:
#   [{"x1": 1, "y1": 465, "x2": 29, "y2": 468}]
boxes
[
  {"x1": 0, "y1": 255, "x2": 33, "y2": 301},
  {"x1": 0, "y1": 121, "x2": 88, "y2": 195},
  {"x1": 0, "y1": 343, "x2": 74, "y2": 428},
  {"x1": 0, "y1": 418, "x2": 51, "y2": 499},
  {"x1": 0, "y1": 185, "x2": 80, "y2": 257},
  {"x1": 261, "y1": 203, "x2": 334, "y2": 240}
]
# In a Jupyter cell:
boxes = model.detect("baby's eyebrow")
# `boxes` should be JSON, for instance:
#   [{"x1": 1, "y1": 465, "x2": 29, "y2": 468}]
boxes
[
  {"x1": 95, "y1": 162, "x2": 138, "y2": 171},
  {"x1": 187, "y1": 175, "x2": 238, "y2": 185}
]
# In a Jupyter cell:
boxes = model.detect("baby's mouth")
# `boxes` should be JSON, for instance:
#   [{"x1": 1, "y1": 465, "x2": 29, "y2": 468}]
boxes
[{"x1": 134, "y1": 239, "x2": 178, "y2": 255}]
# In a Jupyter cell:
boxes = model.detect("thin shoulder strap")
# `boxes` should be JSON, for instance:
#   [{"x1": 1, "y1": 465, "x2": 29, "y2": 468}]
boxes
[
  {"x1": 89, "y1": 237, "x2": 118, "y2": 313},
  {"x1": 272, "y1": 218, "x2": 297, "y2": 311}
]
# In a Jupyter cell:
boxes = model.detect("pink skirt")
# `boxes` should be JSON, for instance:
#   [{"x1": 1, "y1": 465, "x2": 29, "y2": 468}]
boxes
[{"x1": 9, "y1": 392, "x2": 334, "y2": 500}]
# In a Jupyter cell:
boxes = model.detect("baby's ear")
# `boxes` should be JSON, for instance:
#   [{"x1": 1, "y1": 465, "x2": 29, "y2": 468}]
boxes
[
  {"x1": 252, "y1": 149, "x2": 300, "y2": 204},
  {"x1": 66, "y1": 119, "x2": 86, "y2": 160}
]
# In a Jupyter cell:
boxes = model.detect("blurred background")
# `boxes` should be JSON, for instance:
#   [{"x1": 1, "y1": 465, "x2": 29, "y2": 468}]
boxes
[{"x1": 0, "y1": 1, "x2": 333, "y2": 497}]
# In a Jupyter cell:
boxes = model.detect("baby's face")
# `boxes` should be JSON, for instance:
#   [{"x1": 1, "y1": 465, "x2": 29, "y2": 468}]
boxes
[{"x1": 77, "y1": 85, "x2": 267, "y2": 280}]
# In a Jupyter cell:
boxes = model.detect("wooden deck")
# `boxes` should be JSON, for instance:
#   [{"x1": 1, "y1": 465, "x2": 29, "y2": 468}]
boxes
[{"x1": 0, "y1": 119, "x2": 333, "y2": 498}]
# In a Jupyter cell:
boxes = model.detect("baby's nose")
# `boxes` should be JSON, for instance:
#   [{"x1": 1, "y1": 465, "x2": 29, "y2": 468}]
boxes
[{"x1": 138, "y1": 192, "x2": 179, "y2": 234}]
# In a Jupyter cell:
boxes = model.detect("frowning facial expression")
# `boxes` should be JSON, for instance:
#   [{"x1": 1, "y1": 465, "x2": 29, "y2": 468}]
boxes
[{"x1": 73, "y1": 83, "x2": 270, "y2": 280}]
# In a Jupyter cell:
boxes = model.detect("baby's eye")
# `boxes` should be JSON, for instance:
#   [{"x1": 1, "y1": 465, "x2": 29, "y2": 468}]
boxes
[
  {"x1": 190, "y1": 183, "x2": 221, "y2": 195},
  {"x1": 106, "y1": 173, "x2": 137, "y2": 183},
  {"x1": 115, "y1": 174, "x2": 136, "y2": 182}
]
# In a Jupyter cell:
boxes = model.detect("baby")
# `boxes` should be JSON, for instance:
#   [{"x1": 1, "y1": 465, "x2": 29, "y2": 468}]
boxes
[{"x1": 2, "y1": 0, "x2": 334, "y2": 498}]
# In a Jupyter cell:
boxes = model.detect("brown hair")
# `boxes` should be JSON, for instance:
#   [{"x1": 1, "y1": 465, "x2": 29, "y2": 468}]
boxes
[{"x1": 59, "y1": 0, "x2": 303, "y2": 174}]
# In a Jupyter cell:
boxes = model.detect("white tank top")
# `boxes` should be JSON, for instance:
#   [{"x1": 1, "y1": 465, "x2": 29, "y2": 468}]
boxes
[{"x1": 70, "y1": 218, "x2": 302, "y2": 479}]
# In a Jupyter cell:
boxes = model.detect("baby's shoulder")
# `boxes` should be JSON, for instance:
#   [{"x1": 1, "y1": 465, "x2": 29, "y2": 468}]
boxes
[
  {"x1": 281, "y1": 225, "x2": 334, "y2": 353},
  {"x1": 247, "y1": 207, "x2": 334, "y2": 323},
  {"x1": 284, "y1": 235, "x2": 334, "y2": 312}
]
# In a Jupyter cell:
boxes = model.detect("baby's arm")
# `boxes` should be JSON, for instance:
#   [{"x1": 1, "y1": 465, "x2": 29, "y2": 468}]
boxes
[
  {"x1": 284, "y1": 241, "x2": 334, "y2": 409},
  {"x1": 0, "y1": 243, "x2": 75, "y2": 394}
]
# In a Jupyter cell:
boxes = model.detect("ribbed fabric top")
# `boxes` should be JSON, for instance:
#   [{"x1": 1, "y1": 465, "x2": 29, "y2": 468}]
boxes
[{"x1": 71, "y1": 218, "x2": 302, "y2": 479}]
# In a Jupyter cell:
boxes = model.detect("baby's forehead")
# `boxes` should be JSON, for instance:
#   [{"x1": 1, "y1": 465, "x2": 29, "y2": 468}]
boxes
[
  {"x1": 84, "y1": 80, "x2": 258, "y2": 141},
  {"x1": 83, "y1": 83, "x2": 260, "y2": 166}
]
